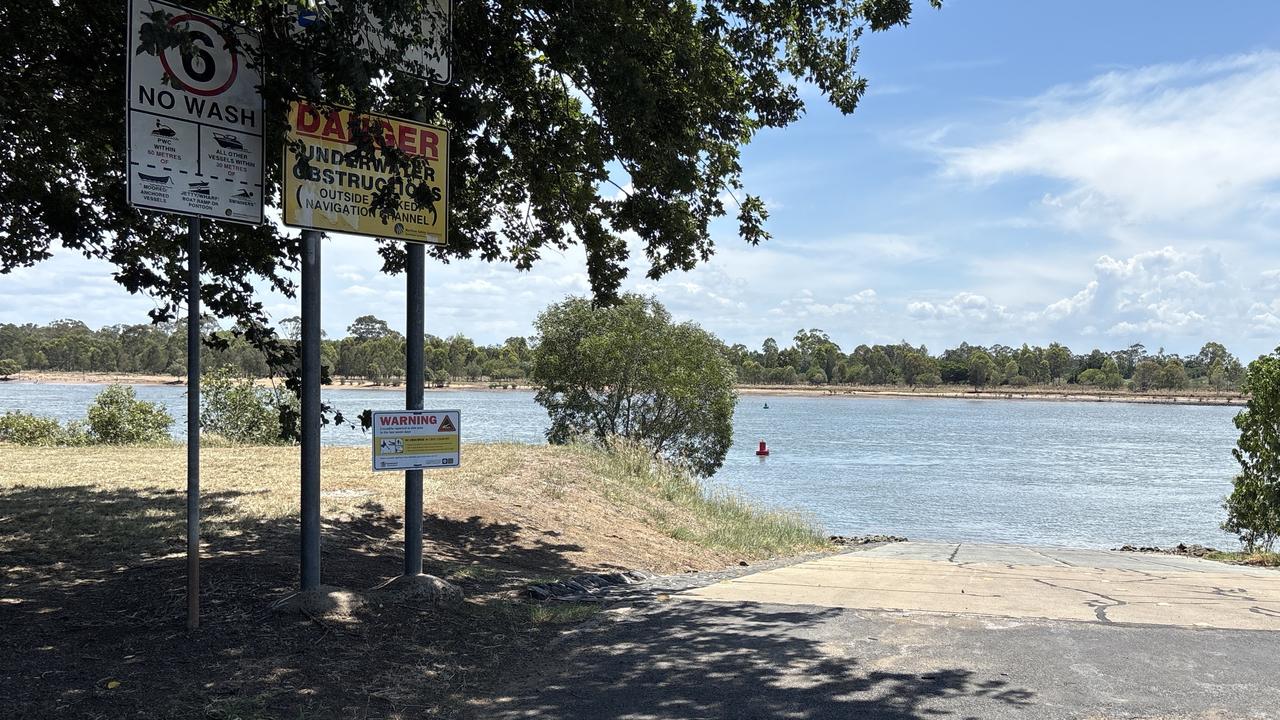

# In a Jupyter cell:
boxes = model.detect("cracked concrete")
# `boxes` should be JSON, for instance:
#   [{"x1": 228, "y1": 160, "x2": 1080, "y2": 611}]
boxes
[{"x1": 684, "y1": 541, "x2": 1280, "y2": 631}]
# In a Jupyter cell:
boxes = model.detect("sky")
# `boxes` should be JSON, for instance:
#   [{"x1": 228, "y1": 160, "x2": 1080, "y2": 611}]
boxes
[{"x1": 5, "y1": 0, "x2": 1280, "y2": 359}]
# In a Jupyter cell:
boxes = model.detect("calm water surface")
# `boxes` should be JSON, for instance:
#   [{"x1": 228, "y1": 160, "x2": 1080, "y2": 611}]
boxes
[{"x1": 0, "y1": 382, "x2": 1241, "y2": 549}]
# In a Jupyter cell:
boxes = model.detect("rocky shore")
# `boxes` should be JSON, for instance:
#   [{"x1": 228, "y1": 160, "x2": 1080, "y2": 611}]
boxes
[{"x1": 1114, "y1": 542, "x2": 1218, "y2": 558}]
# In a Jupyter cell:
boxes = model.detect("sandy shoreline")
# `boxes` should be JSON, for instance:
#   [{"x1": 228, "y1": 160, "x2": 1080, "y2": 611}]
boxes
[
  {"x1": 0, "y1": 372, "x2": 525, "y2": 393},
  {"x1": 736, "y1": 385, "x2": 1248, "y2": 407},
  {"x1": 2, "y1": 372, "x2": 1248, "y2": 406}
]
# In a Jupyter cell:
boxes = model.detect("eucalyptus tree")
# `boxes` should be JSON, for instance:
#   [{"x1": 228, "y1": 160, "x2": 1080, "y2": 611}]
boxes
[
  {"x1": 531, "y1": 295, "x2": 736, "y2": 477},
  {"x1": 967, "y1": 350, "x2": 996, "y2": 389}
]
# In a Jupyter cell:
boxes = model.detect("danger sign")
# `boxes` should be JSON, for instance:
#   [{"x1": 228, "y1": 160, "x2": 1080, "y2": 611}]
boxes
[
  {"x1": 125, "y1": 0, "x2": 264, "y2": 225},
  {"x1": 371, "y1": 410, "x2": 461, "y2": 471},
  {"x1": 283, "y1": 102, "x2": 449, "y2": 245}
]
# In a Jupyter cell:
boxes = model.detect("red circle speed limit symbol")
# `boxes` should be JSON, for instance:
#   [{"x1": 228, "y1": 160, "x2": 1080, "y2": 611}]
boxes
[{"x1": 158, "y1": 14, "x2": 238, "y2": 97}]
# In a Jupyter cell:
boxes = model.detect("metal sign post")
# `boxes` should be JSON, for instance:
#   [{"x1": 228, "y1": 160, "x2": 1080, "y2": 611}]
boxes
[
  {"x1": 300, "y1": 229, "x2": 323, "y2": 591},
  {"x1": 404, "y1": 244, "x2": 425, "y2": 576},
  {"x1": 186, "y1": 217, "x2": 201, "y2": 630},
  {"x1": 403, "y1": 100, "x2": 432, "y2": 578}
]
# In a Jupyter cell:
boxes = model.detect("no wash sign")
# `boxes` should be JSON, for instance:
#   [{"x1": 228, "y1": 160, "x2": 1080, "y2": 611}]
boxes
[{"x1": 125, "y1": 0, "x2": 265, "y2": 224}]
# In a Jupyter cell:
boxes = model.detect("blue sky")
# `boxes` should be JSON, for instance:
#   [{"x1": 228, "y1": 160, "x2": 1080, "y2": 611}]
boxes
[{"x1": 5, "y1": 0, "x2": 1280, "y2": 358}]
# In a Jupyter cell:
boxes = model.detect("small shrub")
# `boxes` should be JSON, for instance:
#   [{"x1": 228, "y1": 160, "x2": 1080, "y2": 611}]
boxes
[
  {"x1": 1008, "y1": 375, "x2": 1031, "y2": 387},
  {"x1": 86, "y1": 385, "x2": 173, "y2": 445},
  {"x1": 0, "y1": 358, "x2": 20, "y2": 378},
  {"x1": 0, "y1": 412, "x2": 88, "y2": 446},
  {"x1": 1078, "y1": 368, "x2": 1106, "y2": 386},
  {"x1": 916, "y1": 372, "x2": 942, "y2": 388},
  {"x1": 201, "y1": 368, "x2": 291, "y2": 445},
  {"x1": 1223, "y1": 350, "x2": 1280, "y2": 552}
]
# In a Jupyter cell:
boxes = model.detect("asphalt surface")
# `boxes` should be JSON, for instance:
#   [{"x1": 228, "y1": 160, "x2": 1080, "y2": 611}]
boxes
[{"x1": 473, "y1": 542, "x2": 1280, "y2": 720}]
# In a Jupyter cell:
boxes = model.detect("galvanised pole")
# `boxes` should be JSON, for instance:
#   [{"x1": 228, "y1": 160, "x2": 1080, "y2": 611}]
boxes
[
  {"x1": 404, "y1": 243, "x2": 425, "y2": 576},
  {"x1": 186, "y1": 217, "x2": 201, "y2": 630},
  {"x1": 300, "y1": 229, "x2": 322, "y2": 590}
]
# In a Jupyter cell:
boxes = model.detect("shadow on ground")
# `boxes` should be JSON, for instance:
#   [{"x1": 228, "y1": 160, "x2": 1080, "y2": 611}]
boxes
[
  {"x1": 0, "y1": 483, "x2": 590, "y2": 719},
  {"x1": 476, "y1": 601, "x2": 1035, "y2": 720}
]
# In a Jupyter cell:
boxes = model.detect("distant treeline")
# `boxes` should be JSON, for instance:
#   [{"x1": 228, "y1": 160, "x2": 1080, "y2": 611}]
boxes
[
  {"x1": 726, "y1": 330, "x2": 1246, "y2": 391},
  {"x1": 0, "y1": 318, "x2": 1249, "y2": 392},
  {"x1": 0, "y1": 316, "x2": 529, "y2": 385}
]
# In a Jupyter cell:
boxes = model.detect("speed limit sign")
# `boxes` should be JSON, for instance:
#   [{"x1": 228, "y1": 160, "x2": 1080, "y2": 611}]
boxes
[{"x1": 126, "y1": 0, "x2": 264, "y2": 224}]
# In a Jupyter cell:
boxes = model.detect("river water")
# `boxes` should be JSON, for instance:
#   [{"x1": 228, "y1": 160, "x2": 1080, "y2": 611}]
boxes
[{"x1": 0, "y1": 382, "x2": 1242, "y2": 549}]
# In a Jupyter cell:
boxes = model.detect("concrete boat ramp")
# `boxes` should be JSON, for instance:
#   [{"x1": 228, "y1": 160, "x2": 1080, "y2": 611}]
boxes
[
  {"x1": 479, "y1": 542, "x2": 1280, "y2": 719},
  {"x1": 687, "y1": 541, "x2": 1280, "y2": 631}
]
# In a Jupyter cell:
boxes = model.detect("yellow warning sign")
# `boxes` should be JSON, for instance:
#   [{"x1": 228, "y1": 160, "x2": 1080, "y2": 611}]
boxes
[
  {"x1": 282, "y1": 101, "x2": 448, "y2": 244},
  {"x1": 370, "y1": 410, "x2": 461, "y2": 471}
]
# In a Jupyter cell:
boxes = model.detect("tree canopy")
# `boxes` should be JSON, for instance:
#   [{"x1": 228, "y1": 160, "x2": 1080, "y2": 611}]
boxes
[
  {"x1": 1, "y1": 0, "x2": 937, "y2": 366},
  {"x1": 530, "y1": 295, "x2": 737, "y2": 477}
]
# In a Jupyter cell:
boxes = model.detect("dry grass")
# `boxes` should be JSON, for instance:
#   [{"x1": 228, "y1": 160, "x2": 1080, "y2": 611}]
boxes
[
  {"x1": 577, "y1": 439, "x2": 827, "y2": 558},
  {"x1": 1205, "y1": 550, "x2": 1280, "y2": 567},
  {"x1": 0, "y1": 441, "x2": 829, "y2": 719},
  {"x1": 0, "y1": 440, "x2": 824, "y2": 573}
]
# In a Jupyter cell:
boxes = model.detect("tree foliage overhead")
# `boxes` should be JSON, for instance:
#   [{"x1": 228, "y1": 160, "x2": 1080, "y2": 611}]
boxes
[
  {"x1": 1, "y1": 0, "x2": 937, "y2": 360},
  {"x1": 531, "y1": 295, "x2": 737, "y2": 477}
]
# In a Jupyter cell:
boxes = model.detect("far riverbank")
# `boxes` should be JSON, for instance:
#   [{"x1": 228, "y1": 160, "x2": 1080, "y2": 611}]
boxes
[
  {"x1": 1, "y1": 371, "x2": 524, "y2": 393},
  {"x1": 4, "y1": 372, "x2": 1248, "y2": 406},
  {"x1": 738, "y1": 384, "x2": 1247, "y2": 407}
]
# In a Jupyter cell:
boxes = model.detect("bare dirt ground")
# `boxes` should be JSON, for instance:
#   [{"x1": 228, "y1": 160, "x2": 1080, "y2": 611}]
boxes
[{"x1": 0, "y1": 443, "x2": 822, "y2": 719}]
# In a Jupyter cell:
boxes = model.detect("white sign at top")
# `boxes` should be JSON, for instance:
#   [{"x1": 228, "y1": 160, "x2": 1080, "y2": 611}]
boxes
[
  {"x1": 292, "y1": 0, "x2": 453, "y2": 85},
  {"x1": 126, "y1": 0, "x2": 265, "y2": 225}
]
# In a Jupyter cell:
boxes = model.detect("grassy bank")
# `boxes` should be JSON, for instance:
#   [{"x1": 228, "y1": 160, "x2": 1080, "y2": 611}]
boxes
[
  {"x1": 1205, "y1": 550, "x2": 1280, "y2": 567},
  {"x1": 0, "y1": 442, "x2": 827, "y2": 719}
]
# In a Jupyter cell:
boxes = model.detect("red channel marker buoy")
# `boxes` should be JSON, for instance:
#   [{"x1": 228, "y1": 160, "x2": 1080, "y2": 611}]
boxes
[{"x1": 756, "y1": 439, "x2": 770, "y2": 456}]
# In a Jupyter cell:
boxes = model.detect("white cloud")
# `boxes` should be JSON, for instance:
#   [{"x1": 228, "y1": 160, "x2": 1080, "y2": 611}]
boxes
[
  {"x1": 900, "y1": 246, "x2": 1269, "y2": 352},
  {"x1": 442, "y1": 279, "x2": 501, "y2": 294},
  {"x1": 942, "y1": 52, "x2": 1280, "y2": 226},
  {"x1": 340, "y1": 284, "x2": 379, "y2": 297},
  {"x1": 1250, "y1": 300, "x2": 1280, "y2": 332},
  {"x1": 802, "y1": 234, "x2": 939, "y2": 263},
  {"x1": 845, "y1": 289, "x2": 878, "y2": 305},
  {"x1": 907, "y1": 292, "x2": 1016, "y2": 324}
]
